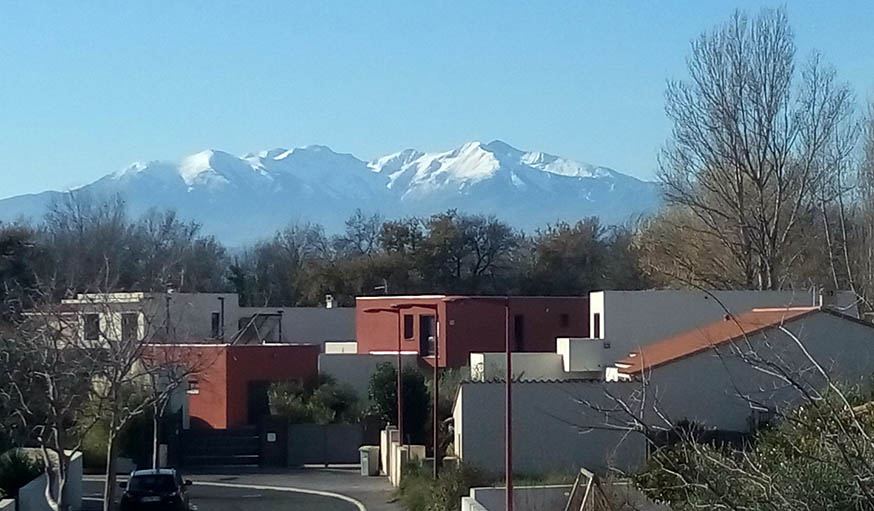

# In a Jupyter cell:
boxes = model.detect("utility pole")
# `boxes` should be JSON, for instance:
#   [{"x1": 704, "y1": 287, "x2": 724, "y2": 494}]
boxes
[
  {"x1": 433, "y1": 317, "x2": 439, "y2": 479},
  {"x1": 505, "y1": 299, "x2": 513, "y2": 511}
]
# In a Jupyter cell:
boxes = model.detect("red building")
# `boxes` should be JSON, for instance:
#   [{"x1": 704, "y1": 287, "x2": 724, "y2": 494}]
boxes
[
  {"x1": 151, "y1": 344, "x2": 319, "y2": 429},
  {"x1": 356, "y1": 295, "x2": 589, "y2": 367}
]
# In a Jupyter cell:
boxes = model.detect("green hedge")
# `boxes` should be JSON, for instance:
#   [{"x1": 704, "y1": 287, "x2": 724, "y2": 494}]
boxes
[{"x1": 0, "y1": 450, "x2": 43, "y2": 499}]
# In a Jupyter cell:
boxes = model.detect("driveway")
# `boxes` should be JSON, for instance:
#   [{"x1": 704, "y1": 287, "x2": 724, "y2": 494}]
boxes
[{"x1": 84, "y1": 467, "x2": 398, "y2": 511}]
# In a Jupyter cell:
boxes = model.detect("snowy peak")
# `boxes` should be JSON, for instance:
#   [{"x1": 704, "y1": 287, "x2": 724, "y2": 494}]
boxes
[
  {"x1": 0, "y1": 140, "x2": 660, "y2": 244},
  {"x1": 365, "y1": 140, "x2": 617, "y2": 199}
]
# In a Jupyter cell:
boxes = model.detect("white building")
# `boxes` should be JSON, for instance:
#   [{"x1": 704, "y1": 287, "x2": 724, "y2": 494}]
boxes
[
  {"x1": 587, "y1": 289, "x2": 857, "y2": 354},
  {"x1": 453, "y1": 303, "x2": 874, "y2": 475},
  {"x1": 59, "y1": 292, "x2": 354, "y2": 346}
]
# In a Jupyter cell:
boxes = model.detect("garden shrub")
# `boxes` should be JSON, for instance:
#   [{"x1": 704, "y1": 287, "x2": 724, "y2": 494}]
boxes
[{"x1": 0, "y1": 449, "x2": 43, "y2": 499}]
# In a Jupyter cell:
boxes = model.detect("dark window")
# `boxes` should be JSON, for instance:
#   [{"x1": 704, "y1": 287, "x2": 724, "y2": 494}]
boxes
[
  {"x1": 187, "y1": 380, "x2": 200, "y2": 394},
  {"x1": 84, "y1": 314, "x2": 100, "y2": 340},
  {"x1": 513, "y1": 314, "x2": 525, "y2": 351},
  {"x1": 559, "y1": 313, "x2": 569, "y2": 328},
  {"x1": 121, "y1": 313, "x2": 138, "y2": 343},
  {"x1": 593, "y1": 312, "x2": 601, "y2": 338},
  {"x1": 211, "y1": 312, "x2": 221, "y2": 339},
  {"x1": 403, "y1": 315, "x2": 414, "y2": 339},
  {"x1": 419, "y1": 315, "x2": 436, "y2": 356}
]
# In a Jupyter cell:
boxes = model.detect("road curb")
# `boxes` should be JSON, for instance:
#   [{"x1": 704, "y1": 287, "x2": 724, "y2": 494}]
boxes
[
  {"x1": 185, "y1": 480, "x2": 366, "y2": 511},
  {"x1": 83, "y1": 475, "x2": 369, "y2": 511}
]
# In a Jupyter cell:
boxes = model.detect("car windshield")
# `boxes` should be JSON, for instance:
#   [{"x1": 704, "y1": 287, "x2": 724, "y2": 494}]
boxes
[{"x1": 128, "y1": 475, "x2": 176, "y2": 493}]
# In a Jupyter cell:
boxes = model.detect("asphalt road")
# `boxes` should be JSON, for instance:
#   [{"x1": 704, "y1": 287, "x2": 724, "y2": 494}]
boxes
[{"x1": 84, "y1": 480, "x2": 360, "y2": 511}]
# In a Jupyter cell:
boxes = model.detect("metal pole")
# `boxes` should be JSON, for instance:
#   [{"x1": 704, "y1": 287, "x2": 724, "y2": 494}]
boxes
[
  {"x1": 397, "y1": 312, "x2": 404, "y2": 446},
  {"x1": 505, "y1": 298, "x2": 513, "y2": 511},
  {"x1": 433, "y1": 314, "x2": 439, "y2": 479},
  {"x1": 218, "y1": 297, "x2": 225, "y2": 341},
  {"x1": 165, "y1": 295, "x2": 171, "y2": 338}
]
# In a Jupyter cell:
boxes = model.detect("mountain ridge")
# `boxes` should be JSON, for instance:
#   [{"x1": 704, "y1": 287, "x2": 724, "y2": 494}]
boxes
[{"x1": 0, "y1": 140, "x2": 660, "y2": 244}]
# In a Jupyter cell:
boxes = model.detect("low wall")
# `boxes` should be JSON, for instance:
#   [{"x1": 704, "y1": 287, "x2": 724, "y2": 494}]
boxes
[
  {"x1": 455, "y1": 382, "x2": 646, "y2": 475},
  {"x1": 287, "y1": 424, "x2": 364, "y2": 466},
  {"x1": 470, "y1": 485, "x2": 571, "y2": 511},
  {"x1": 460, "y1": 496, "x2": 488, "y2": 511},
  {"x1": 17, "y1": 451, "x2": 82, "y2": 511},
  {"x1": 0, "y1": 500, "x2": 14, "y2": 511}
]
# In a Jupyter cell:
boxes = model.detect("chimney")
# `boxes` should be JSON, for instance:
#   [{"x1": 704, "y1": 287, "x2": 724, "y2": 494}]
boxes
[
  {"x1": 819, "y1": 288, "x2": 837, "y2": 309},
  {"x1": 325, "y1": 294, "x2": 334, "y2": 309}
]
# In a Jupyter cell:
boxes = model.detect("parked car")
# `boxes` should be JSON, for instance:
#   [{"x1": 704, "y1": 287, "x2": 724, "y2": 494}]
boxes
[{"x1": 119, "y1": 468, "x2": 192, "y2": 511}]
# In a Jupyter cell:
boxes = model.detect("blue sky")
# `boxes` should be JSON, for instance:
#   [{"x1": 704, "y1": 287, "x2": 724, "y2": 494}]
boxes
[{"x1": 1, "y1": 1, "x2": 873, "y2": 199}]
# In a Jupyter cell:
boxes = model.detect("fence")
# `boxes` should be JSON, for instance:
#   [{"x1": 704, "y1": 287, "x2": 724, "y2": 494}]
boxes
[{"x1": 287, "y1": 424, "x2": 365, "y2": 466}]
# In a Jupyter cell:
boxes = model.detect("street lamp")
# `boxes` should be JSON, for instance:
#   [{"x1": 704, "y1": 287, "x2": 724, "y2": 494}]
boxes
[
  {"x1": 363, "y1": 306, "x2": 406, "y2": 447},
  {"x1": 446, "y1": 296, "x2": 513, "y2": 511},
  {"x1": 366, "y1": 303, "x2": 442, "y2": 478}
]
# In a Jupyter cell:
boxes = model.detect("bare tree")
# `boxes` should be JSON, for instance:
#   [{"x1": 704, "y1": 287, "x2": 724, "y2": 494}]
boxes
[
  {"x1": 568, "y1": 291, "x2": 874, "y2": 509},
  {"x1": 656, "y1": 8, "x2": 856, "y2": 290},
  {"x1": 80, "y1": 296, "x2": 208, "y2": 511},
  {"x1": 0, "y1": 295, "x2": 99, "y2": 511}
]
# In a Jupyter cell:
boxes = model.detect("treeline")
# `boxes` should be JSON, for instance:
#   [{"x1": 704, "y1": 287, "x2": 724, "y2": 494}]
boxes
[{"x1": 0, "y1": 195, "x2": 648, "y2": 311}]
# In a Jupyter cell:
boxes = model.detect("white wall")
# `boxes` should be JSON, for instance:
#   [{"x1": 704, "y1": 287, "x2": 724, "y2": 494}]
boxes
[
  {"x1": 260, "y1": 307, "x2": 355, "y2": 344},
  {"x1": 62, "y1": 292, "x2": 354, "y2": 345},
  {"x1": 17, "y1": 451, "x2": 82, "y2": 511},
  {"x1": 556, "y1": 338, "x2": 613, "y2": 373},
  {"x1": 469, "y1": 485, "x2": 571, "y2": 511},
  {"x1": 454, "y1": 381, "x2": 646, "y2": 475},
  {"x1": 325, "y1": 342, "x2": 358, "y2": 354},
  {"x1": 645, "y1": 311, "x2": 874, "y2": 431},
  {"x1": 597, "y1": 290, "x2": 858, "y2": 355},
  {"x1": 469, "y1": 353, "x2": 576, "y2": 381}
]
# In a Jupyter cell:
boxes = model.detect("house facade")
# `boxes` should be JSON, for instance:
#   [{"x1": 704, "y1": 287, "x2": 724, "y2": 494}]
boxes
[
  {"x1": 453, "y1": 304, "x2": 874, "y2": 475},
  {"x1": 355, "y1": 295, "x2": 589, "y2": 367},
  {"x1": 149, "y1": 343, "x2": 320, "y2": 429},
  {"x1": 60, "y1": 292, "x2": 354, "y2": 345}
]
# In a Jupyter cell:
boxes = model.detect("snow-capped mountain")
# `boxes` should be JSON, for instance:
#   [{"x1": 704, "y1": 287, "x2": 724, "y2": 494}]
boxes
[{"x1": 0, "y1": 141, "x2": 659, "y2": 244}]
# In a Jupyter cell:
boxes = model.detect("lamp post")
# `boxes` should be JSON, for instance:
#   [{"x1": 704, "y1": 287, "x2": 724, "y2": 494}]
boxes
[
  {"x1": 504, "y1": 299, "x2": 512, "y2": 511},
  {"x1": 363, "y1": 306, "x2": 406, "y2": 447},
  {"x1": 365, "y1": 302, "x2": 442, "y2": 477},
  {"x1": 446, "y1": 296, "x2": 512, "y2": 510}
]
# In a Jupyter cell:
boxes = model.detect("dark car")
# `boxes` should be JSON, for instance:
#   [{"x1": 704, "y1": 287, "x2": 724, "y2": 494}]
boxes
[{"x1": 120, "y1": 469, "x2": 192, "y2": 511}]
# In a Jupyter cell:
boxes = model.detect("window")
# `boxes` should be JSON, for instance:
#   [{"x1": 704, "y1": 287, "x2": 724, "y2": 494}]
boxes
[
  {"x1": 513, "y1": 314, "x2": 525, "y2": 351},
  {"x1": 128, "y1": 474, "x2": 177, "y2": 493},
  {"x1": 211, "y1": 312, "x2": 221, "y2": 339},
  {"x1": 419, "y1": 315, "x2": 436, "y2": 356},
  {"x1": 593, "y1": 312, "x2": 601, "y2": 338},
  {"x1": 121, "y1": 313, "x2": 138, "y2": 343},
  {"x1": 187, "y1": 380, "x2": 200, "y2": 395},
  {"x1": 403, "y1": 315, "x2": 414, "y2": 339},
  {"x1": 84, "y1": 314, "x2": 100, "y2": 341},
  {"x1": 559, "y1": 313, "x2": 569, "y2": 328}
]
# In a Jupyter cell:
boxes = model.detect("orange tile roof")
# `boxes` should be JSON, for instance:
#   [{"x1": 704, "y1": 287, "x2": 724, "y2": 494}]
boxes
[{"x1": 616, "y1": 307, "x2": 818, "y2": 375}]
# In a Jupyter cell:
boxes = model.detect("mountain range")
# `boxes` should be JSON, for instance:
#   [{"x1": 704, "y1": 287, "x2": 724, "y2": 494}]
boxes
[{"x1": 0, "y1": 140, "x2": 660, "y2": 244}]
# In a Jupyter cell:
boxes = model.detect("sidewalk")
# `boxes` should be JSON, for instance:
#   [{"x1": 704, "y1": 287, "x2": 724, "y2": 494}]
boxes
[{"x1": 186, "y1": 466, "x2": 401, "y2": 511}]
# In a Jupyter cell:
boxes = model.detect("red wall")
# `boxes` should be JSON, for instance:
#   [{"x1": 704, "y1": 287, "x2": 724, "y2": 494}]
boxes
[
  {"x1": 186, "y1": 347, "x2": 229, "y2": 429},
  {"x1": 144, "y1": 345, "x2": 230, "y2": 430},
  {"x1": 356, "y1": 297, "x2": 447, "y2": 356},
  {"x1": 148, "y1": 344, "x2": 319, "y2": 430},
  {"x1": 224, "y1": 345, "x2": 320, "y2": 428},
  {"x1": 355, "y1": 296, "x2": 589, "y2": 367}
]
